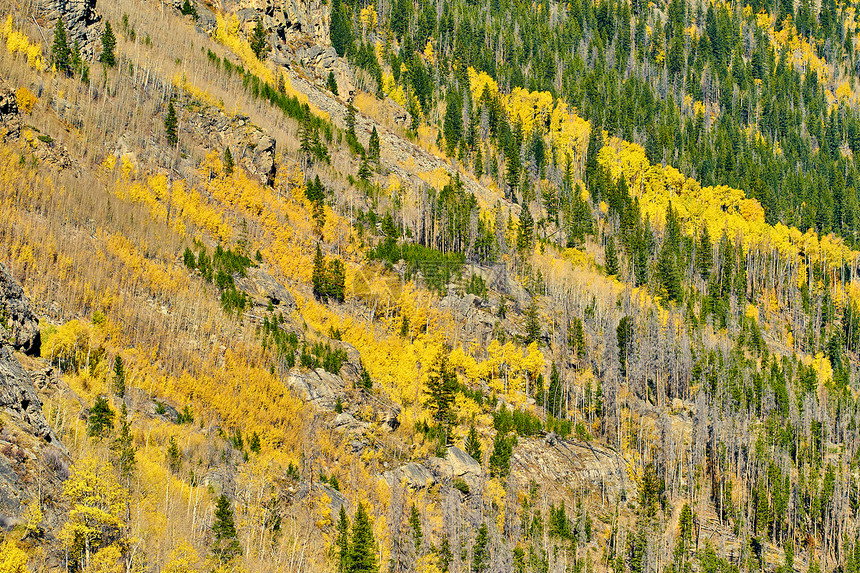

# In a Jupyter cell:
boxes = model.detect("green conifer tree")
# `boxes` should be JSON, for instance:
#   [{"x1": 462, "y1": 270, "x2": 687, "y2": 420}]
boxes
[
  {"x1": 464, "y1": 424, "x2": 482, "y2": 462},
  {"x1": 100, "y1": 21, "x2": 117, "y2": 67},
  {"x1": 471, "y1": 523, "x2": 489, "y2": 572},
  {"x1": 312, "y1": 243, "x2": 327, "y2": 299},
  {"x1": 223, "y1": 146, "x2": 234, "y2": 175},
  {"x1": 212, "y1": 494, "x2": 242, "y2": 561},
  {"x1": 330, "y1": 0, "x2": 352, "y2": 57},
  {"x1": 88, "y1": 396, "x2": 114, "y2": 437},
  {"x1": 111, "y1": 403, "x2": 136, "y2": 482},
  {"x1": 327, "y1": 70, "x2": 339, "y2": 95},
  {"x1": 368, "y1": 126, "x2": 380, "y2": 163},
  {"x1": 346, "y1": 503, "x2": 379, "y2": 572},
  {"x1": 165, "y1": 100, "x2": 179, "y2": 147},
  {"x1": 605, "y1": 236, "x2": 619, "y2": 276},
  {"x1": 250, "y1": 20, "x2": 270, "y2": 60},
  {"x1": 52, "y1": 18, "x2": 71, "y2": 75},
  {"x1": 424, "y1": 351, "x2": 457, "y2": 439},
  {"x1": 112, "y1": 355, "x2": 126, "y2": 397},
  {"x1": 523, "y1": 297, "x2": 541, "y2": 344},
  {"x1": 166, "y1": 435, "x2": 181, "y2": 474},
  {"x1": 336, "y1": 506, "x2": 350, "y2": 573}
]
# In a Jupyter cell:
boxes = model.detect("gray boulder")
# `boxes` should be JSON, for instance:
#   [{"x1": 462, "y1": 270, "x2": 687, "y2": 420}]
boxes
[
  {"x1": 0, "y1": 263, "x2": 39, "y2": 356},
  {"x1": 382, "y1": 462, "x2": 434, "y2": 490}
]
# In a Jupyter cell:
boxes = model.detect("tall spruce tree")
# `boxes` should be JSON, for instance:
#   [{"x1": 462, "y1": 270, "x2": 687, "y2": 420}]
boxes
[
  {"x1": 52, "y1": 18, "x2": 71, "y2": 75},
  {"x1": 100, "y1": 21, "x2": 116, "y2": 67},
  {"x1": 330, "y1": 0, "x2": 351, "y2": 57},
  {"x1": 212, "y1": 494, "x2": 242, "y2": 561},
  {"x1": 336, "y1": 506, "x2": 350, "y2": 573},
  {"x1": 165, "y1": 100, "x2": 179, "y2": 146},
  {"x1": 346, "y1": 503, "x2": 378, "y2": 572},
  {"x1": 424, "y1": 351, "x2": 457, "y2": 438},
  {"x1": 471, "y1": 523, "x2": 489, "y2": 572},
  {"x1": 312, "y1": 243, "x2": 326, "y2": 298},
  {"x1": 250, "y1": 20, "x2": 270, "y2": 60},
  {"x1": 605, "y1": 236, "x2": 619, "y2": 276}
]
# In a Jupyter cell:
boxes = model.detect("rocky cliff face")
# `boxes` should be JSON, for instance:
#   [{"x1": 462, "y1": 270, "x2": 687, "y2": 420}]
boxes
[
  {"x1": 37, "y1": 0, "x2": 102, "y2": 60},
  {"x1": 0, "y1": 262, "x2": 66, "y2": 531},
  {"x1": 0, "y1": 263, "x2": 40, "y2": 356},
  {"x1": 225, "y1": 0, "x2": 329, "y2": 46}
]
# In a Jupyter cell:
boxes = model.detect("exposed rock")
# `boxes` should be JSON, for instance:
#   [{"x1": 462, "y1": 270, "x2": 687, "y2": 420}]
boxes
[
  {"x1": 429, "y1": 446, "x2": 482, "y2": 488},
  {"x1": 37, "y1": 0, "x2": 102, "y2": 60},
  {"x1": 382, "y1": 462, "x2": 435, "y2": 490},
  {"x1": 0, "y1": 348, "x2": 57, "y2": 443},
  {"x1": 0, "y1": 86, "x2": 20, "y2": 142},
  {"x1": 224, "y1": 0, "x2": 331, "y2": 46},
  {"x1": 235, "y1": 268, "x2": 296, "y2": 309},
  {"x1": 182, "y1": 108, "x2": 277, "y2": 186},
  {"x1": 510, "y1": 438, "x2": 636, "y2": 506},
  {"x1": 0, "y1": 263, "x2": 40, "y2": 356},
  {"x1": 286, "y1": 368, "x2": 341, "y2": 409}
]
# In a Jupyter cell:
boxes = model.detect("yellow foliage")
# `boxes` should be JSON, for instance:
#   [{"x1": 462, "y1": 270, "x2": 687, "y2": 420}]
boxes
[
  {"x1": 59, "y1": 458, "x2": 127, "y2": 556},
  {"x1": 359, "y1": 5, "x2": 378, "y2": 30},
  {"x1": 89, "y1": 546, "x2": 124, "y2": 573},
  {"x1": 2, "y1": 17, "x2": 45, "y2": 72},
  {"x1": 161, "y1": 541, "x2": 201, "y2": 573},
  {"x1": 0, "y1": 541, "x2": 28, "y2": 573},
  {"x1": 15, "y1": 87, "x2": 36, "y2": 114}
]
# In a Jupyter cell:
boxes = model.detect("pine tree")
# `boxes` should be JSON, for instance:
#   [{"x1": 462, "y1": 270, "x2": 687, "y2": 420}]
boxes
[
  {"x1": 547, "y1": 363, "x2": 564, "y2": 417},
  {"x1": 111, "y1": 403, "x2": 136, "y2": 481},
  {"x1": 568, "y1": 318, "x2": 585, "y2": 359},
  {"x1": 88, "y1": 396, "x2": 114, "y2": 437},
  {"x1": 328, "y1": 259, "x2": 346, "y2": 303},
  {"x1": 464, "y1": 425, "x2": 482, "y2": 462},
  {"x1": 330, "y1": 0, "x2": 352, "y2": 57},
  {"x1": 250, "y1": 20, "x2": 270, "y2": 60},
  {"x1": 424, "y1": 351, "x2": 457, "y2": 436},
  {"x1": 408, "y1": 504, "x2": 422, "y2": 550},
  {"x1": 312, "y1": 243, "x2": 326, "y2": 298},
  {"x1": 696, "y1": 223, "x2": 713, "y2": 281},
  {"x1": 358, "y1": 153, "x2": 372, "y2": 181},
  {"x1": 166, "y1": 436, "x2": 181, "y2": 473},
  {"x1": 336, "y1": 506, "x2": 350, "y2": 573},
  {"x1": 474, "y1": 145, "x2": 483, "y2": 177},
  {"x1": 212, "y1": 494, "x2": 242, "y2": 561},
  {"x1": 181, "y1": 0, "x2": 198, "y2": 18},
  {"x1": 165, "y1": 100, "x2": 179, "y2": 146},
  {"x1": 112, "y1": 355, "x2": 126, "y2": 397},
  {"x1": 489, "y1": 432, "x2": 515, "y2": 477},
  {"x1": 657, "y1": 239, "x2": 681, "y2": 302},
  {"x1": 52, "y1": 18, "x2": 71, "y2": 75},
  {"x1": 439, "y1": 536, "x2": 453, "y2": 571},
  {"x1": 223, "y1": 146, "x2": 234, "y2": 175},
  {"x1": 605, "y1": 236, "x2": 619, "y2": 276},
  {"x1": 100, "y1": 21, "x2": 116, "y2": 67},
  {"x1": 346, "y1": 101, "x2": 357, "y2": 136},
  {"x1": 471, "y1": 523, "x2": 489, "y2": 572},
  {"x1": 346, "y1": 503, "x2": 379, "y2": 573},
  {"x1": 517, "y1": 205, "x2": 534, "y2": 251},
  {"x1": 617, "y1": 316, "x2": 633, "y2": 378},
  {"x1": 524, "y1": 297, "x2": 541, "y2": 344},
  {"x1": 368, "y1": 126, "x2": 380, "y2": 163},
  {"x1": 327, "y1": 70, "x2": 339, "y2": 95}
]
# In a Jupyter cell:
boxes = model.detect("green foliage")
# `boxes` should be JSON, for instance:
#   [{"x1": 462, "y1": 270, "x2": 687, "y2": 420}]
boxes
[
  {"x1": 330, "y1": 0, "x2": 352, "y2": 57},
  {"x1": 111, "y1": 403, "x2": 136, "y2": 481},
  {"x1": 471, "y1": 523, "x2": 489, "y2": 572},
  {"x1": 166, "y1": 435, "x2": 181, "y2": 473},
  {"x1": 617, "y1": 316, "x2": 633, "y2": 378},
  {"x1": 88, "y1": 396, "x2": 114, "y2": 437},
  {"x1": 327, "y1": 71, "x2": 339, "y2": 95},
  {"x1": 100, "y1": 21, "x2": 116, "y2": 67},
  {"x1": 250, "y1": 20, "x2": 270, "y2": 60},
  {"x1": 523, "y1": 297, "x2": 541, "y2": 345},
  {"x1": 223, "y1": 146, "x2": 234, "y2": 175},
  {"x1": 465, "y1": 273, "x2": 487, "y2": 298},
  {"x1": 424, "y1": 351, "x2": 458, "y2": 436},
  {"x1": 492, "y1": 404, "x2": 541, "y2": 437},
  {"x1": 112, "y1": 355, "x2": 125, "y2": 397},
  {"x1": 180, "y1": 0, "x2": 198, "y2": 19},
  {"x1": 164, "y1": 100, "x2": 178, "y2": 147},
  {"x1": 346, "y1": 503, "x2": 379, "y2": 573},
  {"x1": 52, "y1": 18, "x2": 71, "y2": 75},
  {"x1": 489, "y1": 431, "x2": 517, "y2": 478},
  {"x1": 312, "y1": 243, "x2": 346, "y2": 303},
  {"x1": 464, "y1": 424, "x2": 482, "y2": 462},
  {"x1": 368, "y1": 239, "x2": 465, "y2": 294},
  {"x1": 605, "y1": 236, "x2": 619, "y2": 276},
  {"x1": 212, "y1": 494, "x2": 242, "y2": 561}
]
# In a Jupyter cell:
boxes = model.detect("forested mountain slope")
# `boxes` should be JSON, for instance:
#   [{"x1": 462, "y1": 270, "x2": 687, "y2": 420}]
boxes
[{"x1": 0, "y1": 0, "x2": 858, "y2": 571}]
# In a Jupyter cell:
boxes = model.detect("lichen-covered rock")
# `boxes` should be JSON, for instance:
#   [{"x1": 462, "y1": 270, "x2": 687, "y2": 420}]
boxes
[
  {"x1": 0, "y1": 263, "x2": 39, "y2": 356},
  {"x1": 224, "y1": 0, "x2": 331, "y2": 45},
  {"x1": 382, "y1": 462, "x2": 435, "y2": 490},
  {"x1": 0, "y1": 86, "x2": 20, "y2": 142},
  {"x1": 38, "y1": 0, "x2": 102, "y2": 60}
]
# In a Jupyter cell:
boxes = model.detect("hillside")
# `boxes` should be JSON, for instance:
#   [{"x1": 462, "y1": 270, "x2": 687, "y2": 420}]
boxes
[{"x1": 0, "y1": 0, "x2": 857, "y2": 572}]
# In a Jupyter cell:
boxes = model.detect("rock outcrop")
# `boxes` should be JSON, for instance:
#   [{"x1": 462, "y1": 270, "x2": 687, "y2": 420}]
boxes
[
  {"x1": 0, "y1": 263, "x2": 40, "y2": 356},
  {"x1": 235, "y1": 268, "x2": 296, "y2": 309},
  {"x1": 38, "y1": 0, "x2": 102, "y2": 60},
  {"x1": 225, "y1": 0, "x2": 330, "y2": 46},
  {"x1": 0, "y1": 87, "x2": 20, "y2": 142},
  {"x1": 183, "y1": 108, "x2": 277, "y2": 186},
  {"x1": 0, "y1": 263, "x2": 66, "y2": 529}
]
